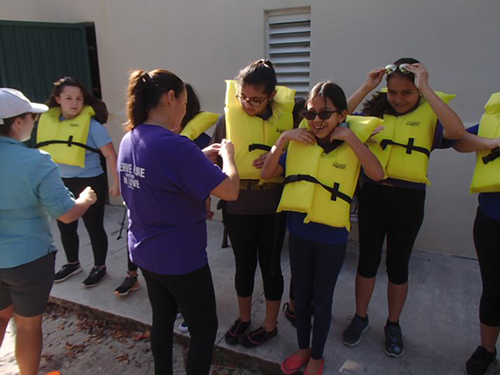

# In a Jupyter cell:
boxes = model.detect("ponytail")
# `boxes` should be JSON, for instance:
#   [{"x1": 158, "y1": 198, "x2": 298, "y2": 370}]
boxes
[
  {"x1": 125, "y1": 69, "x2": 184, "y2": 131},
  {"x1": 236, "y1": 59, "x2": 277, "y2": 94}
]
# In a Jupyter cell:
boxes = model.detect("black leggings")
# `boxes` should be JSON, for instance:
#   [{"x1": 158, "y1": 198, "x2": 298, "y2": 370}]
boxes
[
  {"x1": 289, "y1": 233, "x2": 346, "y2": 360},
  {"x1": 57, "y1": 174, "x2": 108, "y2": 266},
  {"x1": 357, "y1": 183, "x2": 426, "y2": 285},
  {"x1": 142, "y1": 264, "x2": 218, "y2": 375},
  {"x1": 225, "y1": 212, "x2": 286, "y2": 301},
  {"x1": 127, "y1": 254, "x2": 139, "y2": 272},
  {"x1": 473, "y1": 207, "x2": 500, "y2": 327}
]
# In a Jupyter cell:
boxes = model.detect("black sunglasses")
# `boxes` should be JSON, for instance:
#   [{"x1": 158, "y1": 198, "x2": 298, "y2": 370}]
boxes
[{"x1": 303, "y1": 110, "x2": 338, "y2": 120}]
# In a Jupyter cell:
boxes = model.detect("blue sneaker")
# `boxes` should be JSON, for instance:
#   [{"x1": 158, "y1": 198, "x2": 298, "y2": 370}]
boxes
[
  {"x1": 343, "y1": 315, "x2": 369, "y2": 346},
  {"x1": 384, "y1": 323, "x2": 404, "y2": 358}
]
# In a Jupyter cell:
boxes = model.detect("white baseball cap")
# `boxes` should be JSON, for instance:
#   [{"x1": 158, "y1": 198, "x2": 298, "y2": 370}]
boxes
[{"x1": 0, "y1": 88, "x2": 48, "y2": 125}]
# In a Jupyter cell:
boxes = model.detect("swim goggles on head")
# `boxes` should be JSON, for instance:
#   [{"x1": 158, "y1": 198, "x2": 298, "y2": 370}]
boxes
[{"x1": 385, "y1": 63, "x2": 411, "y2": 75}]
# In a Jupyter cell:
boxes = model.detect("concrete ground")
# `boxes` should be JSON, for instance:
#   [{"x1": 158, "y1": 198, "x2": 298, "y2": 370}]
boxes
[{"x1": 40, "y1": 205, "x2": 495, "y2": 374}]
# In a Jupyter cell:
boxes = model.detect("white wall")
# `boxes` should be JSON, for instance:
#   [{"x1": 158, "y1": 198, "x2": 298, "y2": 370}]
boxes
[{"x1": 1, "y1": 0, "x2": 499, "y2": 256}]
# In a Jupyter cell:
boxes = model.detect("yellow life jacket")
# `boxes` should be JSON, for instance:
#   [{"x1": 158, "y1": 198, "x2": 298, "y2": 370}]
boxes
[
  {"x1": 180, "y1": 111, "x2": 219, "y2": 141},
  {"x1": 225, "y1": 80, "x2": 295, "y2": 182},
  {"x1": 277, "y1": 115, "x2": 381, "y2": 230},
  {"x1": 37, "y1": 105, "x2": 96, "y2": 168},
  {"x1": 470, "y1": 92, "x2": 500, "y2": 193},
  {"x1": 368, "y1": 91, "x2": 455, "y2": 184}
]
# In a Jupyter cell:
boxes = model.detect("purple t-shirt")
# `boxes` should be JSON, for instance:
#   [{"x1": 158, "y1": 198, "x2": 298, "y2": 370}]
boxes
[{"x1": 118, "y1": 125, "x2": 227, "y2": 275}]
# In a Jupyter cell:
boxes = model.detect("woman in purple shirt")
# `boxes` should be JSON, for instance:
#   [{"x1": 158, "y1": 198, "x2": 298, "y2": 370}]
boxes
[{"x1": 118, "y1": 69, "x2": 239, "y2": 375}]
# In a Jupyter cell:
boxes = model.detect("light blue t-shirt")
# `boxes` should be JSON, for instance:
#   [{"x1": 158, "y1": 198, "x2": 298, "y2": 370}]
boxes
[
  {"x1": 0, "y1": 137, "x2": 75, "y2": 268},
  {"x1": 58, "y1": 118, "x2": 113, "y2": 178}
]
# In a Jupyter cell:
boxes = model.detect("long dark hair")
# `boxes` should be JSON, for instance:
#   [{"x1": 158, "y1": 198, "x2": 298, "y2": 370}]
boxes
[
  {"x1": 362, "y1": 57, "x2": 420, "y2": 118},
  {"x1": 46, "y1": 77, "x2": 109, "y2": 124},
  {"x1": 236, "y1": 59, "x2": 277, "y2": 95},
  {"x1": 125, "y1": 69, "x2": 184, "y2": 131},
  {"x1": 181, "y1": 83, "x2": 201, "y2": 128}
]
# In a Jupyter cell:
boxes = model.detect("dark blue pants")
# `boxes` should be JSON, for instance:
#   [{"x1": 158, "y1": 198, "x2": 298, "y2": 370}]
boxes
[{"x1": 289, "y1": 233, "x2": 346, "y2": 360}]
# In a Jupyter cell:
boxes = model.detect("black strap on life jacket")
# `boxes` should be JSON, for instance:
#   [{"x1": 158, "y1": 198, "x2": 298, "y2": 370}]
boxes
[
  {"x1": 380, "y1": 138, "x2": 430, "y2": 157},
  {"x1": 36, "y1": 136, "x2": 100, "y2": 154},
  {"x1": 284, "y1": 174, "x2": 352, "y2": 204},
  {"x1": 482, "y1": 147, "x2": 500, "y2": 164},
  {"x1": 248, "y1": 144, "x2": 272, "y2": 152}
]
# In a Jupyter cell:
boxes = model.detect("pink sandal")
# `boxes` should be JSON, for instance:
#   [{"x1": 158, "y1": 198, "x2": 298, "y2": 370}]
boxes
[{"x1": 281, "y1": 348, "x2": 311, "y2": 375}]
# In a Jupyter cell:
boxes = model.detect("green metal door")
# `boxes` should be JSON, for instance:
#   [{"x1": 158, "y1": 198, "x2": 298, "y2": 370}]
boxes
[{"x1": 0, "y1": 20, "x2": 93, "y2": 103}]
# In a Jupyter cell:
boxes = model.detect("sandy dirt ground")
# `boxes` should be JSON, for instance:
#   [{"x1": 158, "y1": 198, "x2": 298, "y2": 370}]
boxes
[{"x1": 0, "y1": 303, "x2": 260, "y2": 375}]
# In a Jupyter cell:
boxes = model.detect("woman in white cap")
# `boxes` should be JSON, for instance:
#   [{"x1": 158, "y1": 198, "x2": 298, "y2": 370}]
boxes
[{"x1": 0, "y1": 88, "x2": 96, "y2": 375}]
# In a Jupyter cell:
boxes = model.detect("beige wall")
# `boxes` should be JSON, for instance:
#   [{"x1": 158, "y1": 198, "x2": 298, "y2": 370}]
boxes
[{"x1": 2, "y1": 0, "x2": 499, "y2": 257}]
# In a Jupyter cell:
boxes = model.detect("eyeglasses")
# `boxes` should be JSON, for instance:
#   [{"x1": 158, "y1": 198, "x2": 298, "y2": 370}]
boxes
[
  {"x1": 236, "y1": 94, "x2": 268, "y2": 108},
  {"x1": 303, "y1": 110, "x2": 338, "y2": 120},
  {"x1": 385, "y1": 63, "x2": 411, "y2": 75}
]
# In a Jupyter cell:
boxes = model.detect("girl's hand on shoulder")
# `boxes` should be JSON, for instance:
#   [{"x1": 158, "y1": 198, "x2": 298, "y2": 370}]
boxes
[
  {"x1": 406, "y1": 63, "x2": 429, "y2": 91},
  {"x1": 330, "y1": 126, "x2": 354, "y2": 143},
  {"x1": 364, "y1": 68, "x2": 385, "y2": 91},
  {"x1": 366, "y1": 125, "x2": 385, "y2": 143},
  {"x1": 282, "y1": 128, "x2": 316, "y2": 145}
]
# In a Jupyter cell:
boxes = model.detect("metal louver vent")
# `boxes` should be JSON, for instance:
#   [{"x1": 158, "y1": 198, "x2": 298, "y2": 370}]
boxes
[{"x1": 266, "y1": 8, "x2": 311, "y2": 98}]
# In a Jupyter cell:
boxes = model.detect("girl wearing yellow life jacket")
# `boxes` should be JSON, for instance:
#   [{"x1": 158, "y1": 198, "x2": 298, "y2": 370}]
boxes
[
  {"x1": 261, "y1": 81, "x2": 383, "y2": 375},
  {"x1": 342, "y1": 58, "x2": 465, "y2": 358},
  {"x1": 38, "y1": 77, "x2": 120, "y2": 288},
  {"x1": 453, "y1": 92, "x2": 500, "y2": 375},
  {"x1": 210, "y1": 59, "x2": 294, "y2": 348}
]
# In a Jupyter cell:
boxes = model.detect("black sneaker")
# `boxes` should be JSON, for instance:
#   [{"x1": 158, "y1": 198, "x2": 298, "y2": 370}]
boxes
[
  {"x1": 54, "y1": 263, "x2": 82, "y2": 283},
  {"x1": 239, "y1": 326, "x2": 278, "y2": 348},
  {"x1": 343, "y1": 315, "x2": 369, "y2": 346},
  {"x1": 224, "y1": 319, "x2": 251, "y2": 345},
  {"x1": 283, "y1": 303, "x2": 296, "y2": 327},
  {"x1": 465, "y1": 346, "x2": 497, "y2": 375},
  {"x1": 82, "y1": 266, "x2": 107, "y2": 288},
  {"x1": 114, "y1": 274, "x2": 140, "y2": 296},
  {"x1": 384, "y1": 323, "x2": 404, "y2": 357}
]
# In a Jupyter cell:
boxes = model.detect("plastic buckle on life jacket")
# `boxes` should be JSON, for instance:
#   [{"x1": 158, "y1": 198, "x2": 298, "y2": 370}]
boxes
[
  {"x1": 331, "y1": 182, "x2": 341, "y2": 201},
  {"x1": 248, "y1": 144, "x2": 272, "y2": 152},
  {"x1": 406, "y1": 138, "x2": 415, "y2": 155},
  {"x1": 380, "y1": 139, "x2": 390, "y2": 150},
  {"x1": 67, "y1": 135, "x2": 74, "y2": 147},
  {"x1": 482, "y1": 147, "x2": 500, "y2": 164}
]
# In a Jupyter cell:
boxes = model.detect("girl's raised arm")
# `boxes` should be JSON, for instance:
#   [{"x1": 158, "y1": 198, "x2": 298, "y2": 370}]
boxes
[
  {"x1": 347, "y1": 68, "x2": 385, "y2": 114},
  {"x1": 406, "y1": 63, "x2": 465, "y2": 140}
]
